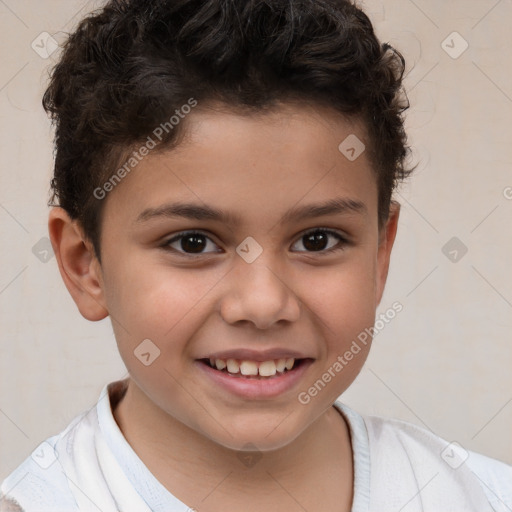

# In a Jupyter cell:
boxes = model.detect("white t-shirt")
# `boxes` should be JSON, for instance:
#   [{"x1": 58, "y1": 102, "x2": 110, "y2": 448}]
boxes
[{"x1": 1, "y1": 378, "x2": 511, "y2": 511}]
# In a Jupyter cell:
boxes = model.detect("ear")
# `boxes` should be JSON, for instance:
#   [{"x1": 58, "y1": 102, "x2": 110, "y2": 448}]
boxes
[
  {"x1": 48, "y1": 207, "x2": 109, "y2": 321},
  {"x1": 375, "y1": 201, "x2": 400, "y2": 307}
]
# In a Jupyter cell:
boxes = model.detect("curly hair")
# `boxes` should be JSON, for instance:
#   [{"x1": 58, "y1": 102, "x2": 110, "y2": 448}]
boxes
[{"x1": 43, "y1": 0, "x2": 415, "y2": 260}]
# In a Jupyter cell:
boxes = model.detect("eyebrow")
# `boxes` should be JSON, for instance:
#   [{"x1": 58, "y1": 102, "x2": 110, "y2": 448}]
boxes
[{"x1": 135, "y1": 197, "x2": 367, "y2": 225}]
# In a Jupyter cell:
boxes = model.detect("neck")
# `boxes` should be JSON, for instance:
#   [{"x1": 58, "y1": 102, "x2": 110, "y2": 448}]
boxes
[{"x1": 112, "y1": 378, "x2": 353, "y2": 509}]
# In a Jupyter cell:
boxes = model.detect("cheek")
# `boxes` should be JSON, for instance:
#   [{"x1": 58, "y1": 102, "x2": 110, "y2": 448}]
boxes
[
  {"x1": 306, "y1": 252, "x2": 378, "y2": 333},
  {"x1": 103, "y1": 256, "x2": 224, "y2": 348},
  {"x1": 302, "y1": 254, "x2": 377, "y2": 390}
]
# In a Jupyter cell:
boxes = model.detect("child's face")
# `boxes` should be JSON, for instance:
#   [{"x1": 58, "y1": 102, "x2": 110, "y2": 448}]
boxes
[{"x1": 73, "y1": 102, "x2": 398, "y2": 451}]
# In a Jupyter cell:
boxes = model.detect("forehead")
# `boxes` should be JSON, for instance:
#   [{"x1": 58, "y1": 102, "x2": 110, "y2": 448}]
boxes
[
  {"x1": 174, "y1": 100, "x2": 368, "y2": 162},
  {"x1": 102, "y1": 102, "x2": 377, "y2": 227}
]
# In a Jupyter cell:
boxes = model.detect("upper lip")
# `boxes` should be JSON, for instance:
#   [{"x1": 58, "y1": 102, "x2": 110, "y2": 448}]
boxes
[{"x1": 199, "y1": 348, "x2": 312, "y2": 362}]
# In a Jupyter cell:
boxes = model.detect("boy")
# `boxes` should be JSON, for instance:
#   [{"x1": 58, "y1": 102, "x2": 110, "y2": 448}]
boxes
[{"x1": 1, "y1": 0, "x2": 511, "y2": 510}]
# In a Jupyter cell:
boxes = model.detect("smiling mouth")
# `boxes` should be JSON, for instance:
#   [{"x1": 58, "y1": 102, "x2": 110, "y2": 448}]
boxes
[{"x1": 199, "y1": 357, "x2": 309, "y2": 378}]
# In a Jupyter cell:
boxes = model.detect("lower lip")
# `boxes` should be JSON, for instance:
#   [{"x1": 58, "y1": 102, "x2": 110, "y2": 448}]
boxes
[{"x1": 195, "y1": 359, "x2": 314, "y2": 399}]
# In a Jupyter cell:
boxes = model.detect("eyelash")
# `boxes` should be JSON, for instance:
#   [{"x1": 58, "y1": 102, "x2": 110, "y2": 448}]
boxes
[{"x1": 161, "y1": 228, "x2": 350, "y2": 257}]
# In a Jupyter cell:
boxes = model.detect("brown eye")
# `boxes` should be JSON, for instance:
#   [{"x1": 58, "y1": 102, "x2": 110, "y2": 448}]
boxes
[
  {"x1": 303, "y1": 232, "x2": 329, "y2": 251},
  {"x1": 163, "y1": 231, "x2": 221, "y2": 255},
  {"x1": 291, "y1": 228, "x2": 348, "y2": 254},
  {"x1": 180, "y1": 233, "x2": 207, "y2": 253}
]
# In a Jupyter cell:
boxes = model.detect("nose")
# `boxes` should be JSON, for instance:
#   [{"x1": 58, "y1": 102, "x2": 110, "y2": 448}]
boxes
[{"x1": 219, "y1": 258, "x2": 301, "y2": 330}]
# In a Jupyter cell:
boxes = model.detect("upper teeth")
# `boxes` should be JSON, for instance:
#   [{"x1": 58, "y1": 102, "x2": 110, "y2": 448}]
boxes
[{"x1": 208, "y1": 358, "x2": 295, "y2": 377}]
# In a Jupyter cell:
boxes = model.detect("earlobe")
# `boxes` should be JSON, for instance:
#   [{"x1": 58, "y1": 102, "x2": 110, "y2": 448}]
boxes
[
  {"x1": 375, "y1": 201, "x2": 400, "y2": 306},
  {"x1": 48, "y1": 207, "x2": 109, "y2": 321}
]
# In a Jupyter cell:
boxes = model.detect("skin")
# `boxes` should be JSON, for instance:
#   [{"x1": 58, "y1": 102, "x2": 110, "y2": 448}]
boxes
[{"x1": 49, "y1": 101, "x2": 400, "y2": 511}]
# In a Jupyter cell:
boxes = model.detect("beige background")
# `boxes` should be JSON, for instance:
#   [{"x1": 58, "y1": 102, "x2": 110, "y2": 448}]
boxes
[{"x1": 1, "y1": 0, "x2": 511, "y2": 480}]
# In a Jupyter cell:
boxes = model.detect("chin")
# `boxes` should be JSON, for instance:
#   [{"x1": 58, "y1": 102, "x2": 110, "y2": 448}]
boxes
[{"x1": 201, "y1": 411, "x2": 307, "y2": 453}]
